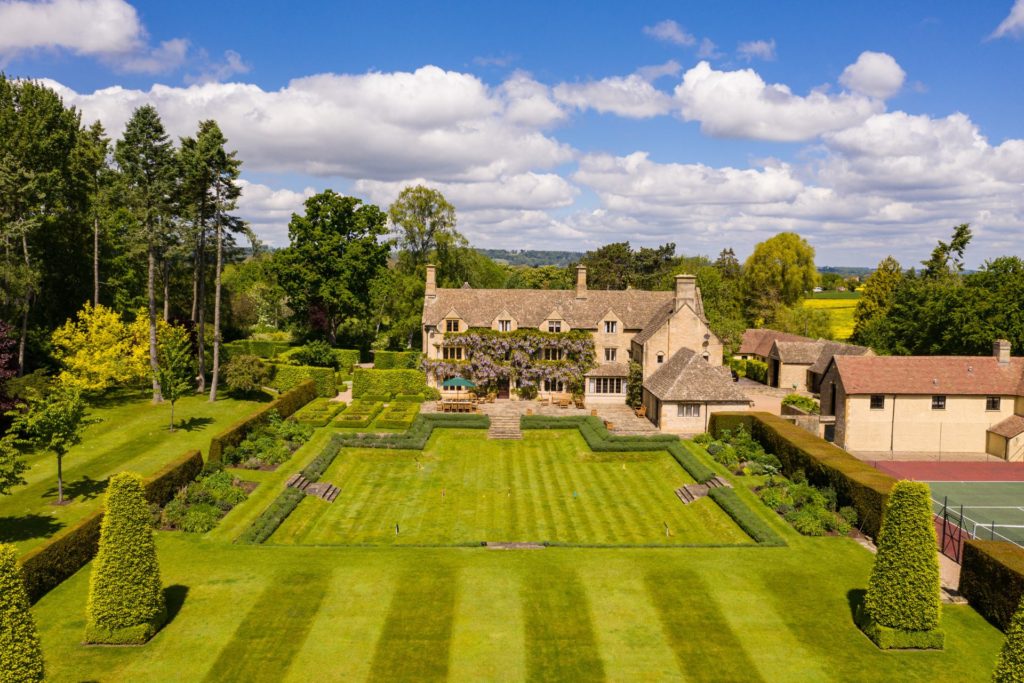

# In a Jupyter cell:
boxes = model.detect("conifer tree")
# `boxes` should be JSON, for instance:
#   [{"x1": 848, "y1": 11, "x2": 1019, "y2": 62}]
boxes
[
  {"x1": 994, "y1": 596, "x2": 1024, "y2": 683},
  {"x1": 86, "y1": 472, "x2": 165, "y2": 644},
  {"x1": 0, "y1": 543, "x2": 44, "y2": 682}
]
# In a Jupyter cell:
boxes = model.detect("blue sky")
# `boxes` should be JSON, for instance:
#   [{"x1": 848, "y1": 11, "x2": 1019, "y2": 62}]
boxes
[{"x1": 2, "y1": 0, "x2": 1023, "y2": 266}]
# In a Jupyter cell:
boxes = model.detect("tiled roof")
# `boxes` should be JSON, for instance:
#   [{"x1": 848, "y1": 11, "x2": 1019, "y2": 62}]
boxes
[
  {"x1": 738, "y1": 329, "x2": 814, "y2": 357},
  {"x1": 423, "y1": 286, "x2": 705, "y2": 332},
  {"x1": 989, "y1": 415, "x2": 1024, "y2": 439},
  {"x1": 644, "y1": 348, "x2": 750, "y2": 403},
  {"x1": 771, "y1": 340, "x2": 825, "y2": 365},
  {"x1": 586, "y1": 362, "x2": 630, "y2": 377},
  {"x1": 833, "y1": 355, "x2": 1024, "y2": 396},
  {"x1": 631, "y1": 301, "x2": 673, "y2": 345},
  {"x1": 808, "y1": 341, "x2": 871, "y2": 375}
]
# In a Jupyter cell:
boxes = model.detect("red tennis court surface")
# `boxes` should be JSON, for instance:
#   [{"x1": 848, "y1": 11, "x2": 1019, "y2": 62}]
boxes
[{"x1": 870, "y1": 460, "x2": 1024, "y2": 482}]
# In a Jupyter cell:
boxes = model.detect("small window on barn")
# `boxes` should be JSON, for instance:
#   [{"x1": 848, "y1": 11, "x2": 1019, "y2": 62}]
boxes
[
  {"x1": 931, "y1": 395, "x2": 946, "y2": 410},
  {"x1": 870, "y1": 395, "x2": 885, "y2": 410},
  {"x1": 656, "y1": 352, "x2": 665, "y2": 364},
  {"x1": 986, "y1": 396, "x2": 1001, "y2": 411}
]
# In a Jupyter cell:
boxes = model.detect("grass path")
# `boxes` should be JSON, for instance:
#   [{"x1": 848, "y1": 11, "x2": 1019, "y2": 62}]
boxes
[
  {"x1": 0, "y1": 391, "x2": 263, "y2": 553},
  {"x1": 32, "y1": 535, "x2": 1004, "y2": 682},
  {"x1": 269, "y1": 430, "x2": 748, "y2": 546}
]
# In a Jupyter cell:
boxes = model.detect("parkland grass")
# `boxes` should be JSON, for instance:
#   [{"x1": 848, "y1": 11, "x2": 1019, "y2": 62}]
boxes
[
  {"x1": 269, "y1": 429, "x2": 747, "y2": 546},
  {"x1": 0, "y1": 390, "x2": 264, "y2": 553}
]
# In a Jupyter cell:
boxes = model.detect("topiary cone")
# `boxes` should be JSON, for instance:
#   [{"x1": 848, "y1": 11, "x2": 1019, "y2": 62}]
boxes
[
  {"x1": 994, "y1": 596, "x2": 1024, "y2": 682},
  {"x1": 0, "y1": 544, "x2": 44, "y2": 682},
  {"x1": 865, "y1": 480, "x2": 942, "y2": 631},
  {"x1": 86, "y1": 472, "x2": 166, "y2": 644}
]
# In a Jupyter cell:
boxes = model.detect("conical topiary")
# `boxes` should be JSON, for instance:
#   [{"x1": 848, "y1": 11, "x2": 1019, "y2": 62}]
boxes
[
  {"x1": 857, "y1": 479, "x2": 944, "y2": 649},
  {"x1": 86, "y1": 472, "x2": 166, "y2": 644},
  {"x1": 994, "y1": 596, "x2": 1024, "y2": 682},
  {"x1": 0, "y1": 543, "x2": 44, "y2": 682}
]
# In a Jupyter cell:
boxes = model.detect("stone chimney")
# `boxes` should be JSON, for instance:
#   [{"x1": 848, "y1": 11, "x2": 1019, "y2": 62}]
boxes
[
  {"x1": 425, "y1": 264, "x2": 437, "y2": 299},
  {"x1": 674, "y1": 274, "x2": 696, "y2": 312},
  {"x1": 994, "y1": 339, "x2": 1011, "y2": 365},
  {"x1": 575, "y1": 265, "x2": 587, "y2": 299}
]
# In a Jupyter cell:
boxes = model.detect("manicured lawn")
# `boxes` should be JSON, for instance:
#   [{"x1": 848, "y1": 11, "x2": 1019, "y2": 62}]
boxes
[
  {"x1": 269, "y1": 429, "x2": 747, "y2": 546},
  {"x1": 0, "y1": 390, "x2": 265, "y2": 553},
  {"x1": 32, "y1": 533, "x2": 1003, "y2": 682},
  {"x1": 803, "y1": 295, "x2": 859, "y2": 340}
]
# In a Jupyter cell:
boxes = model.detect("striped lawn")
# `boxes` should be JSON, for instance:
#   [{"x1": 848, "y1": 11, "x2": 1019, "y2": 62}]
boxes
[
  {"x1": 31, "y1": 534, "x2": 1003, "y2": 682},
  {"x1": 269, "y1": 429, "x2": 748, "y2": 546}
]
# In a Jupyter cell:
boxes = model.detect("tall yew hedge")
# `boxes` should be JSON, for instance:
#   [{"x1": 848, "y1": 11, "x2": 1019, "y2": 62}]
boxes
[
  {"x1": 86, "y1": 472, "x2": 166, "y2": 644},
  {"x1": 858, "y1": 480, "x2": 943, "y2": 649},
  {"x1": 994, "y1": 597, "x2": 1024, "y2": 682},
  {"x1": 0, "y1": 544, "x2": 44, "y2": 682}
]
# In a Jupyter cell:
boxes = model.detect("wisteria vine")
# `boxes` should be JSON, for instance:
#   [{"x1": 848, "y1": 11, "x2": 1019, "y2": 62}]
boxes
[{"x1": 422, "y1": 328, "x2": 597, "y2": 396}]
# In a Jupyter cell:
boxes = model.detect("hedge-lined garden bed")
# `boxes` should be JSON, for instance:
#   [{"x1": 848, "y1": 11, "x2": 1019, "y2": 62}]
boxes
[
  {"x1": 18, "y1": 449, "x2": 206, "y2": 603},
  {"x1": 208, "y1": 380, "x2": 317, "y2": 464},
  {"x1": 333, "y1": 400, "x2": 384, "y2": 429},
  {"x1": 293, "y1": 398, "x2": 345, "y2": 427},
  {"x1": 160, "y1": 470, "x2": 253, "y2": 533},
  {"x1": 222, "y1": 412, "x2": 313, "y2": 469},
  {"x1": 375, "y1": 402, "x2": 420, "y2": 430},
  {"x1": 333, "y1": 413, "x2": 489, "y2": 450},
  {"x1": 709, "y1": 412, "x2": 895, "y2": 538},
  {"x1": 960, "y1": 539, "x2": 1024, "y2": 631}
]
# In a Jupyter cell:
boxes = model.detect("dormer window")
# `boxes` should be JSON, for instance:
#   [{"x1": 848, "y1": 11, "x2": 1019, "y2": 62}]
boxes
[
  {"x1": 498, "y1": 319, "x2": 512, "y2": 332},
  {"x1": 445, "y1": 319, "x2": 460, "y2": 333},
  {"x1": 548, "y1": 320, "x2": 562, "y2": 333},
  {"x1": 604, "y1": 321, "x2": 617, "y2": 333}
]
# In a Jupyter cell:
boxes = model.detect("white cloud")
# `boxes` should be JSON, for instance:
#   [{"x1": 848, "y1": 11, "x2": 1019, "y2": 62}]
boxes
[
  {"x1": 236, "y1": 180, "x2": 316, "y2": 246},
  {"x1": 553, "y1": 74, "x2": 673, "y2": 118},
  {"x1": 673, "y1": 61, "x2": 882, "y2": 141},
  {"x1": 991, "y1": 0, "x2": 1024, "y2": 39},
  {"x1": 839, "y1": 51, "x2": 906, "y2": 99},
  {"x1": 499, "y1": 71, "x2": 566, "y2": 127},
  {"x1": 354, "y1": 172, "x2": 578, "y2": 212},
  {"x1": 185, "y1": 49, "x2": 251, "y2": 85},
  {"x1": 0, "y1": 0, "x2": 188, "y2": 73},
  {"x1": 45, "y1": 66, "x2": 574, "y2": 181},
  {"x1": 635, "y1": 60, "x2": 682, "y2": 81},
  {"x1": 696, "y1": 38, "x2": 722, "y2": 59},
  {"x1": 643, "y1": 20, "x2": 695, "y2": 46},
  {"x1": 737, "y1": 39, "x2": 776, "y2": 62}
]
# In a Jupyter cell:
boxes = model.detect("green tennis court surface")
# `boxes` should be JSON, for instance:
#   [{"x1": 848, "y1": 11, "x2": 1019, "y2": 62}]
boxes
[{"x1": 929, "y1": 481, "x2": 1024, "y2": 546}]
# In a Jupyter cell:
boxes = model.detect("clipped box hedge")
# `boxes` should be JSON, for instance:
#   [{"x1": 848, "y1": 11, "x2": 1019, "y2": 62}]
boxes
[
  {"x1": 223, "y1": 339, "x2": 291, "y2": 359},
  {"x1": 293, "y1": 398, "x2": 345, "y2": 427},
  {"x1": 960, "y1": 540, "x2": 1024, "y2": 631},
  {"x1": 333, "y1": 413, "x2": 489, "y2": 450},
  {"x1": 393, "y1": 393, "x2": 425, "y2": 403},
  {"x1": 236, "y1": 488, "x2": 305, "y2": 545},
  {"x1": 710, "y1": 412, "x2": 895, "y2": 538},
  {"x1": 373, "y1": 350, "x2": 422, "y2": 369},
  {"x1": 19, "y1": 449, "x2": 205, "y2": 603},
  {"x1": 208, "y1": 380, "x2": 317, "y2": 464},
  {"x1": 352, "y1": 368, "x2": 427, "y2": 398},
  {"x1": 375, "y1": 402, "x2": 420, "y2": 430},
  {"x1": 334, "y1": 349, "x2": 361, "y2": 371},
  {"x1": 270, "y1": 363, "x2": 337, "y2": 398},
  {"x1": 333, "y1": 400, "x2": 385, "y2": 429},
  {"x1": 707, "y1": 487, "x2": 785, "y2": 546}
]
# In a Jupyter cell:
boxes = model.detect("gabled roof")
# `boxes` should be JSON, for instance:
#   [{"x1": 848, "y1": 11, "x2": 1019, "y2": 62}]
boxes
[
  {"x1": 808, "y1": 341, "x2": 871, "y2": 375},
  {"x1": 738, "y1": 329, "x2": 814, "y2": 357},
  {"x1": 586, "y1": 362, "x2": 630, "y2": 377},
  {"x1": 644, "y1": 348, "x2": 750, "y2": 403},
  {"x1": 832, "y1": 355, "x2": 1024, "y2": 396},
  {"x1": 771, "y1": 340, "x2": 825, "y2": 365},
  {"x1": 989, "y1": 415, "x2": 1024, "y2": 439},
  {"x1": 423, "y1": 286, "x2": 704, "y2": 331}
]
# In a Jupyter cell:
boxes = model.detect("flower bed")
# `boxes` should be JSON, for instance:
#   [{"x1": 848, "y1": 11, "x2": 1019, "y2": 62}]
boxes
[
  {"x1": 222, "y1": 411, "x2": 313, "y2": 469},
  {"x1": 159, "y1": 470, "x2": 253, "y2": 533}
]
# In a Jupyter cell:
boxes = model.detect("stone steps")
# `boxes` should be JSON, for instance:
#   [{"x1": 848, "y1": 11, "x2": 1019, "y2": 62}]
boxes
[
  {"x1": 285, "y1": 474, "x2": 340, "y2": 502},
  {"x1": 675, "y1": 476, "x2": 732, "y2": 504},
  {"x1": 487, "y1": 413, "x2": 522, "y2": 440}
]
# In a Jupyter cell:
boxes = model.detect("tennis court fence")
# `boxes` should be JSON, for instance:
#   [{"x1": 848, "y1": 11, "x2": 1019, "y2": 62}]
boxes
[{"x1": 934, "y1": 496, "x2": 1024, "y2": 563}]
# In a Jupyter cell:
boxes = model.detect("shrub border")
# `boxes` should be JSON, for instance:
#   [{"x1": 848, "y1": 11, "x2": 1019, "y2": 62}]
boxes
[
  {"x1": 959, "y1": 539, "x2": 1024, "y2": 631},
  {"x1": 208, "y1": 380, "x2": 317, "y2": 464}
]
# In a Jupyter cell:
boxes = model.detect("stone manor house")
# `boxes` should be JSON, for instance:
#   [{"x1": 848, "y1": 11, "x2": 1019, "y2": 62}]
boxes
[{"x1": 420, "y1": 265, "x2": 750, "y2": 432}]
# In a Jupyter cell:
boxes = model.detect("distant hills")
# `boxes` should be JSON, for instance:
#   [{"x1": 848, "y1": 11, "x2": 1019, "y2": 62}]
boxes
[
  {"x1": 476, "y1": 249, "x2": 583, "y2": 267},
  {"x1": 819, "y1": 266, "x2": 873, "y2": 277}
]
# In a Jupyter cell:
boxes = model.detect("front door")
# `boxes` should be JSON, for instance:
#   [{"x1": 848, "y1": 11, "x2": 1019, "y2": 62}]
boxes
[{"x1": 497, "y1": 379, "x2": 510, "y2": 399}]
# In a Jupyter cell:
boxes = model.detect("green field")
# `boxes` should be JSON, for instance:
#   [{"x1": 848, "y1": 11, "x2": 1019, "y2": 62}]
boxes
[
  {"x1": 270, "y1": 430, "x2": 747, "y2": 546},
  {"x1": 803, "y1": 292, "x2": 860, "y2": 340},
  {"x1": 0, "y1": 391, "x2": 264, "y2": 553},
  {"x1": 31, "y1": 534, "x2": 1002, "y2": 682}
]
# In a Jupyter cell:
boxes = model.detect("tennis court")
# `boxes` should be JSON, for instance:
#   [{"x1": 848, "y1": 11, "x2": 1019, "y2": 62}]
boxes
[{"x1": 928, "y1": 481, "x2": 1024, "y2": 547}]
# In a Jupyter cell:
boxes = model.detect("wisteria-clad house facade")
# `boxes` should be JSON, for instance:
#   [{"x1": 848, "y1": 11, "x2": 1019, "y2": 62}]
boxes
[{"x1": 421, "y1": 265, "x2": 750, "y2": 430}]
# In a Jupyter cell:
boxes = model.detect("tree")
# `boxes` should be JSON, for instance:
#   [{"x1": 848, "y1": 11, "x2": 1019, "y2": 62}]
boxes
[
  {"x1": 0, "y1": 438, "x2": 28, "y2": 495},
  {"x1": 742, "y1": 232, "x2": 818, "y2": 324},
  {"x1": 923, "y1": 223, "x2": 972, "y2": 278},
  {"x1": 7, "y1": 382, "x2": 88, "y2": 504},
  {"x1": 696, "y1": 265, "x2": 746, "y2": 351},
  {"x1": 851, "y1": 256, "x2": 903, "y2": 347},
  {"x1": 859, "y1": 480, "x2": 943, "y2": 649},
  {"x1": 774, "y1": 305, "x2": 833, "y2": 340},
  {"x1": 389, "y1": 185, "x2": 457, "y2": 272},
  {"x1": 626, "y1": 361, "x2": 643, "y2": 409},
  {"x1": 277, "y1": 191, "x2": 390, "y2": 345},
  {"x1": 224, "y1": 354, "x2": 269, "y2": 396},
  {"x1": 576, "y1": 242, "x2": 634, "y2": 290},
  {"x1": 993, "y1": 596, "x2": 1024, "y2": 682},
  {"x1": 115, "y1": 105, "x2": 176, "y2": 403},
  {"x1": 77, "y1": 121, "x2": 112, "y2": 306},
  {"x1": 505, "y1": 264, "x2": 572, "y2": 290},
  {"x1": 50, "y1": 303, "x2": 149, "y2": 393},
  {"x1": 0, "y1": 319, "x2": 17, "y2": 412},
  {"x1": 86, "y1": 472, "x2": 166, "y2": 644},
  {"x1": 155, "y1": 324, "x2": 194, "y2": 430},
  {"x1": 714, "y1": 247, "x2": 742, "y2": 281},
  {"x1": 0, "y1": 543, "x2": 44, "y2": 681}
]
